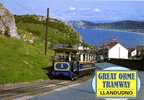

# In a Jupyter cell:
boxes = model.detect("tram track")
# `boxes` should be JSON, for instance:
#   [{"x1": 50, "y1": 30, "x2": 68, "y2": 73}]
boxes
[{"x1": 0, "y1": 76, "x2": 90, "y2": 100}]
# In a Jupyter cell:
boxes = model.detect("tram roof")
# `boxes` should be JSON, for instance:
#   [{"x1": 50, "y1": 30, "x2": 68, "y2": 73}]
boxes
[{"x1": 53, "y1": 48, "x2": 78, "y2": 53}]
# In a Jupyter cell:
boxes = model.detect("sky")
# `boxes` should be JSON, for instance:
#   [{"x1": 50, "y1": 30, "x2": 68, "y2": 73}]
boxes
[{"x1": 1, "y1": 0, "x2": 144, "y2": 22}]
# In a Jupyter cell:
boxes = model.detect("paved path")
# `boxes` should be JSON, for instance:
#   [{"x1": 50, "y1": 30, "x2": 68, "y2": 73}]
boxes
[
  {"x1": 31, "y1": 71, "x2": 144, "y2": 100},
  {"x1": 0, "y1": 63, "x2": 144, "y2": 100},
  {"x1": 31, "y1": 79, "x2": 97, "y2": 100},
  {"x1": 0, "y1": 76, "x2": 90, "y2": 100}
]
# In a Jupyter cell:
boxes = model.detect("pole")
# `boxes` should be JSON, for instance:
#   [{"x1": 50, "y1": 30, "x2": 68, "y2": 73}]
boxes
[{"x1": 45, "y1": 8, "x2": 49, "y2": 55}]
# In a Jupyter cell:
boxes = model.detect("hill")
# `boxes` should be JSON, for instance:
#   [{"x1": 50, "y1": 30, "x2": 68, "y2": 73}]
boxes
[
  {"x1": 0, "y1": 3, "x2": 19, "y2": 38},
  {"x1": 0, "y1": 14, "x2": 80, "y2": 84},
  {"x1": 69, "y1": 20, "x2": 144, "y2": 34},
  {"x1": 0, "y1": 35, "x2": 53, "y2": 84},
  {"x1": 68, "y1": 20, "x2": 97, "y2": 29},
  {"x1": 15, "y1": 15, "x2": 80, "y2": 46}
]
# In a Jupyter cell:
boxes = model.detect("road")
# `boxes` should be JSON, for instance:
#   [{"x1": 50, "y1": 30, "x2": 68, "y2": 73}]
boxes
[
  {"x1": 0, "y1": 63, "x2": 144, "y2": 100},
  {"x1": 30, "y1": 71, "x2": 144, "y2": 100},
  {"x1": 0, "y1": 76, "x2": 90, "y2": 100},
  {"x1": 30, "y1": 79, "x2": 97, "y2": 100}
]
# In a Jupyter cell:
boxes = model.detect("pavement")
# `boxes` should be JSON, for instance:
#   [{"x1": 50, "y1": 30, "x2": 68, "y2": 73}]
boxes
[
  {"x1": 31, "y1": 72, "x2": 144, "y2": 100},
  {"x1": 0, "y1": 63, "x2": 144, "y2": 100},
  {"x1": 30, "y1": 79, "x2": 97, "y2": 100},
  {"x1": 0, "y1": 76, "x2": 90, "y2": 100}
]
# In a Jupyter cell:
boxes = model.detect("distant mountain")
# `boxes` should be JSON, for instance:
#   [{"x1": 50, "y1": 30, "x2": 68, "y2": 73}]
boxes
[
  {"x1": 68, "y1": 20, "x2": 97, "y2": 29},
  {"x1": 68, "y1": 20, "x2": 144, "y2": 33}
]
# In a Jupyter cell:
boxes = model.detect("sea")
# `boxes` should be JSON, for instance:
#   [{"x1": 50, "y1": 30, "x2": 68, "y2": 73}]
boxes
[{"x1": 76, "y1": 28, "x2": 144, "y2": 48}]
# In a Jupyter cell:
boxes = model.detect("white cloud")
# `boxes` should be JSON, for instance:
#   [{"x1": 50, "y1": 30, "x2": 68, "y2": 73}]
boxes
[
  {"x1": 71, "y1": 12, "x2": 77, "y2": 15},
  {"x1": 69, "y1": 7, "x2": 76, "y2": 11},
  {"x1": 93, "y1": 8, "x2": 101, "y2": 12},
  {"x1": 79, "y1": 8, "x2": 91, "y2": 11}
]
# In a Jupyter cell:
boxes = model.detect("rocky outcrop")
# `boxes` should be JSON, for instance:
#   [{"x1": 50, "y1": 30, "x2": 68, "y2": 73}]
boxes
[{"x1": 0, "y1": 3, "x2": 20, "y2": 39}]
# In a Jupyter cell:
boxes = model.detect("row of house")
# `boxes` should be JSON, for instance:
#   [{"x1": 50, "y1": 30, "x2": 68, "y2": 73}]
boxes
[
  {"x1": 77, "y1": 39, "x2": 144, "y2": 63},
  {"x1": 97, "y1": 39, "x2": 144, "y2": 60}
]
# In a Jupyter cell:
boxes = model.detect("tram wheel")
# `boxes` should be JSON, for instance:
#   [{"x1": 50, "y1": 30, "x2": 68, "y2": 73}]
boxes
[
  {"x1": 71, "y1": 75, "x2": 78, "y2": 81},
  {"x1": 71, "y1": 77, "x2": 75, "y2": 81}
]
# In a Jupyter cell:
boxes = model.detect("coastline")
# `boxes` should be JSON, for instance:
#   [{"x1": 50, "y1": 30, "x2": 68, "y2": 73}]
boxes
[{"x1": 83, "y1": 28, "x2": 144, "y2": 36}]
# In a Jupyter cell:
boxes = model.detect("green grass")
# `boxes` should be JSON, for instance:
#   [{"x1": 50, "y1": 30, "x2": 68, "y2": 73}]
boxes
[
  {"x1": 0, "y1": 15, "x2": 80, "y2": 84},
  {"x1": 0, "y1": 36, "x2": 54, "y2": 84},
  {"x1": 15, "y1": 15, "x2": 80, "y2": 46}
]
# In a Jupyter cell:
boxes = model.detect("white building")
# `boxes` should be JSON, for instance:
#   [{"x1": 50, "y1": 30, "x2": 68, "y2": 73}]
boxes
[{"x1": 108, "y1": 43, "x2": 128, "y2": 59}]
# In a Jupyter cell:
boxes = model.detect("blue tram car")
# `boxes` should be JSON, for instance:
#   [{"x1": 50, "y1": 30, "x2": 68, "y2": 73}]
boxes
[{"x1": 48, "y1": 47, "x2": 96, "y2": 80}]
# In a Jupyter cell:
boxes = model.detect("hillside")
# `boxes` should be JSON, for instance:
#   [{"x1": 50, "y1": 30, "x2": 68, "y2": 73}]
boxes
[
  {"x1": 68, "y1": 20, "x2": 97, "y2": 29},
  {"x1": 0, "y1": 14, "x2": 80, "y2": 84},
  {"x1": 0, "y1": 36, "x2": 54, "y2": 84},
  {"x1": 95, "y1": 20, "x2": 144, "y2": 33},
  {"x1": 0, "y1": 3, "x2": 19, "y2": 38},
  {"x1": 69, "y1": 20, "x2": 144, "y2": 33},
  {"x1": 15, "y1": 15, "x2": 80, "y2": 46}
]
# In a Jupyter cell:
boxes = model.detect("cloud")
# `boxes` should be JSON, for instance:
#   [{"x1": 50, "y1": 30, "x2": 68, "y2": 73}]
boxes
[
  {"x1": 79, "y1": 8, "x2": 91, "y2": 11},
  {"x1": 93, "y1": 8, "x2": 101, "y2": 12},
  {"x1": 69, "y1": 7, "x2": 76, "y2": 11}
]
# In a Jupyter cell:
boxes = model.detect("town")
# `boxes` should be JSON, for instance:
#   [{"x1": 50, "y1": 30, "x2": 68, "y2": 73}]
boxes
[{"x1": 76, "y1": 38, "x2": 144, "y2": 70}]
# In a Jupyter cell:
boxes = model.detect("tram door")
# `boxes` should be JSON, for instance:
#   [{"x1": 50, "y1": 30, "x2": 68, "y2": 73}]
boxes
[{"x1": 70, "y1": 53, "x2": 79, "y2": 73}]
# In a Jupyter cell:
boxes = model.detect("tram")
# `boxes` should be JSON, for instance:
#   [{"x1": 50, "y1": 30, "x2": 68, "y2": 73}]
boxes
[{"x1": 48, "y1": 47, "x2": 96, "y2": 80}]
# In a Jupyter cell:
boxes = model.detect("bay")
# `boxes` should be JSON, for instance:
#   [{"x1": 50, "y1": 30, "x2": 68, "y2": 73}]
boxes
[{"x1": 76, "y1": 28, "x2": 144, "y2": 48}]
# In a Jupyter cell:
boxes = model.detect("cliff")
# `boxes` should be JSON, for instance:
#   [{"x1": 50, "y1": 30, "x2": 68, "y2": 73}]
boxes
[{"x1": 0, "y1": 3, "x2": 20, "y2": 38}]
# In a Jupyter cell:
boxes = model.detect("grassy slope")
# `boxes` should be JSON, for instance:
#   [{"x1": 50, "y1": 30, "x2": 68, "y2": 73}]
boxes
[
  {"x1": 0, "y1": 15, "x2": 79, "y2": 84},
  {"x1": 0, "y1": 36, "x2": 54, "y2": 84},
  {"x1": 15, "y1": 15, "x2": 79, "y2": 46}
]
